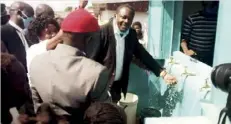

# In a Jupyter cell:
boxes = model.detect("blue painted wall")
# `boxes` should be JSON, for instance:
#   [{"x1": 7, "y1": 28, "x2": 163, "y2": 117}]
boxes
[{"x1": 211, "y1": 0, "x2": 231, "y2": 109}]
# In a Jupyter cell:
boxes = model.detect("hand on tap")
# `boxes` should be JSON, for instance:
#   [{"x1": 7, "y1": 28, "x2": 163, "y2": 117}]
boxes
[{"x1": 160, "y1": 70, "x2": 177, "y2": 84}]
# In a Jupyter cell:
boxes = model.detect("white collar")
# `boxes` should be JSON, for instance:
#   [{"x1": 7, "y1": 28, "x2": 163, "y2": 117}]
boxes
[
  {"x1": 113, "y1": 18, "x2": 129, "y2": 37},
  {"x1": 9, "y1": 20, "x2": 24, "y2": 33}
]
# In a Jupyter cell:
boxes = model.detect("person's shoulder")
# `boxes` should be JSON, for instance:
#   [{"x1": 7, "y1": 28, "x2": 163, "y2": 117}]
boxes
[
  {"x1": 128, "y1": 28, "x2": 138, "y2": 38},
  {"x1": 83, "y1": 57, "x2": 106, "y2": 71},
  {"x1": 81, "y1": 57, "x2": 107, "y2": 76},
  {"x1": 129, "y1": 28, "x2": 136, "y2": 34},
  {"x1": 1, "y1": 23, "x2": 13, "y2": 33},
  {"x1": 30, "y1": 50, "x2": 52, "y2": 66}
]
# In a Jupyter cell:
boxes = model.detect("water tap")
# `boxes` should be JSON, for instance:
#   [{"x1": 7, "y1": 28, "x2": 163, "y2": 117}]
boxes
[
  {"x1": 181, "y1": 66, "x2": 196, "y2": 76},
  {"x1": 200, "y1": 78, "x2": 211, "y2": 91},
  {"x1": 168, "y1": 56, "x2": 179, "y2": 65}
]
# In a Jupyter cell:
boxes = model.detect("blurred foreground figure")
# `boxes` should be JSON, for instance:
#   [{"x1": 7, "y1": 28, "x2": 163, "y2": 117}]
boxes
[
  {"x1": 1, "y1": 53, "x2": 31, "y2": 124},
  {"x1": 211, "y1": 63, "x2": 231, "y2": 124},
  {"x1": 84, "y1": 102, "x2": 126, "y2": 124},
  {"x1": 29, "y1": 9, "x2": 111, "y2": 123}
]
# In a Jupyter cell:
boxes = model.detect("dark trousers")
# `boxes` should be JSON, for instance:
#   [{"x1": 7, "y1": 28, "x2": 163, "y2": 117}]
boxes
[{"x1": 110, "y1": 81, "x2": 122, "y2": 103}]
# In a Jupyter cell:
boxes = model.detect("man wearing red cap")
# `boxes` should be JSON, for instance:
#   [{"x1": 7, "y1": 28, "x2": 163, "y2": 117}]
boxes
[{"x1": 29, "y1": 9, "x2": 110, "y2": 123}]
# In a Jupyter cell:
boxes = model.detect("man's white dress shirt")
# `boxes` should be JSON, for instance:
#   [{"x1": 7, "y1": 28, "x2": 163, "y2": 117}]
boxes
[
  {"x1": 9, "y1": 20, "x2": 29, "y2": 50},
  {"x1": 27, "y1": 40, "x2": 49, "y2": 71},
  {"x1": 113, "y1": 19, "x2": 129, "y2": 81}
]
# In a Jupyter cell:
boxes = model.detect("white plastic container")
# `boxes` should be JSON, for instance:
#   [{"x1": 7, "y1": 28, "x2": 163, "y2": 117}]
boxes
[{"x1": 118, "y1": 93, "x2": 138, "y2": 124}]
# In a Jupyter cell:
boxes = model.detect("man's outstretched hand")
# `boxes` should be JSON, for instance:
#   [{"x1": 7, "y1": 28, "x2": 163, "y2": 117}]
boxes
[{"x1": 160, "y1": 70, "x2": 177, "y2": 84}]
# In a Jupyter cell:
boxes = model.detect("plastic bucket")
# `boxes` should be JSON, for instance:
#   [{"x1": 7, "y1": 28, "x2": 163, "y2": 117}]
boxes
[
  {"x1": 140, "y1": 107, "x2": 161, "y2": 124},
  {"x1": 118, "y1": 93, "x2": 138, "y2": 124}
]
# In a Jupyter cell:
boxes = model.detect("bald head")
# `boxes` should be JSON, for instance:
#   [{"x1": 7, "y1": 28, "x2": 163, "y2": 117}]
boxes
[
  {"x1": 10, "y1": 1, "x2": 26, "y2": 11},
  {"x1": 9, "y1": 1, "x2": 34, "y2": 16},
  {"x1": 9, "y1": 1, "x2": 34, "y2": 29},
  {"x1": 35, "y1": 4, "x2": 54, "y2": 18}
]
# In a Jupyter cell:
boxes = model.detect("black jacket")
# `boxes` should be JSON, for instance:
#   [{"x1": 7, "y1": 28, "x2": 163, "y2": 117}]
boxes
[
  {"x1": 1, "y1": 23, "x2": 28, "y2": 71},
  {"x1": 90, "y1": 18, "x2": 163, "y2": 96}
]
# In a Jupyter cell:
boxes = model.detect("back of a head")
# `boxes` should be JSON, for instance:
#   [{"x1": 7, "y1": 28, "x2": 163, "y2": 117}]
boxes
[
  {"x1": 24, "y1": 3, "x2": 34, "y2": 17},
  {"x1": 36, "y1": 103, "x2": 58, "y2": 124},
  {"x1": 35, "y1": 4, "x2": 54, "y2": 18},
  {"x1": 84, "y1": 102, "x2": 126, "y2": 124}
]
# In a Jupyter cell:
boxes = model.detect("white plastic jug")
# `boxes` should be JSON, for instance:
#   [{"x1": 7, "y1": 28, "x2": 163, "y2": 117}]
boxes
[{"x1": 118, "y1": 93, "x2": 138, "y2": 124}]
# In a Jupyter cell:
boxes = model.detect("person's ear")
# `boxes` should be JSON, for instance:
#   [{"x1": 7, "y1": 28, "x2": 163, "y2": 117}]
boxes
[{"x1": 115, "y1": 14, "x2": 118, "y2": 19}]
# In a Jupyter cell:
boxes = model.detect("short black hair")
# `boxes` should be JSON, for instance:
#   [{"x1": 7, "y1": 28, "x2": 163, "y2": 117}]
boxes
[
  {"x1": 36, "y1": 103, "x2": 58, "y2": 124},
  {"x1": 132, "y1": 21, "x2": 142, "y2": 29},
  {"x1": 26, "y1": 16, "x2": 60, "y2": 45},
  {"x1": 116, "y1": 4, "x2": 135, "y2": 17},
  {"x1": 84, "y1": 102, "x2": 127, "y2": 124}
]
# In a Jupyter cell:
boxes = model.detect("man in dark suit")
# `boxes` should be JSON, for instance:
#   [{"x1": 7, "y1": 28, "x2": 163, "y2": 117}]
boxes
[
  {"x1": 1, "y1": 3, "x2": 10, "y2": 53},
  {"x1": 1, "y1": 1, "x2": 34, "y2": 71},
  {"x1": 92, "y1": 4, "x2": 177, "y2": 102}
]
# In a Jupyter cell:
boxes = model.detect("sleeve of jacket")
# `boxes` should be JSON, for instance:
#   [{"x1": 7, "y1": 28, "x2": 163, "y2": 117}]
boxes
[
  {"x1": 132, "y1": 30, "x2": 164, "y2": 76},
  {"x1": 90, "y1": 67, "x2": 111, "y2": 102}
]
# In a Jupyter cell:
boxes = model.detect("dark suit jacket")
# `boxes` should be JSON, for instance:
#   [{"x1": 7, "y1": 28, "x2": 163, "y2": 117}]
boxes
[
  {"x1": 1, "y1": 23, "x2": 27, "y2": 71},
  {"x1": 90, "y1": 18, "x2": 164, "y2": 96}
]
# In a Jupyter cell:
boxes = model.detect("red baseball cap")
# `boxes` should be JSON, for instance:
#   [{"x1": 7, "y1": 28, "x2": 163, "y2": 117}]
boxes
[{"x1": 61, "y1": 9, "x2": 99, "y2": 33}]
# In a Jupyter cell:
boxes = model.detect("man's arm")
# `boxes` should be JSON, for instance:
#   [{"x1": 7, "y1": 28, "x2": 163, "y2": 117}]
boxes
[
  {"x1": 90, "y1": 67, "x2": 111, "y2": 102},
  {"x1": 46, "y1": 30, "x2": 63, "y2": 50},
  {"x1": 133, "y1": 35, "x2": 163, "y2": 76},
  {"x1": 133, "y1": 37, "x2": 177, "y2": 84},
  {"x1": 181, "y1": 16, "x2": 196, "y2": 56}
]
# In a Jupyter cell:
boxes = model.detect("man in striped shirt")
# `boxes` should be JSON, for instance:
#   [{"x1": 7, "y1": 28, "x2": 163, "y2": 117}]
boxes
[{"x1": 181, "y1": 1, "x2": 219, "y2": 66}]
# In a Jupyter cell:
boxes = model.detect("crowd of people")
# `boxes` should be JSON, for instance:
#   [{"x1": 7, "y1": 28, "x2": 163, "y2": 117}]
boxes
[{"x1": 1, "y1": 0, "x2": 177, "y2": 123}]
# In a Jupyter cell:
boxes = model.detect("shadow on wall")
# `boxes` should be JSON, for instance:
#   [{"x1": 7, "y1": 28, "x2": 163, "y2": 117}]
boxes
[
  {"x1": 128, "y1": 63, "x2": 150, "y2": 115},
  {"x1": 127, "y1": 59, "x2": 165, "y2": 115}
]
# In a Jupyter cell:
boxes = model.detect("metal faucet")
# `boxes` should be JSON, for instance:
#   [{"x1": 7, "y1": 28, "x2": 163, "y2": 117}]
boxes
[
  {"x1": 200, "y1": 78, "x2": 211, "y2": 91},
  {"x1": 168, "y1": 56, "x2": 179, "y2": 65},
  {"x1": 181, "y1": 66, "x2": 196, "y2": 76}
]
